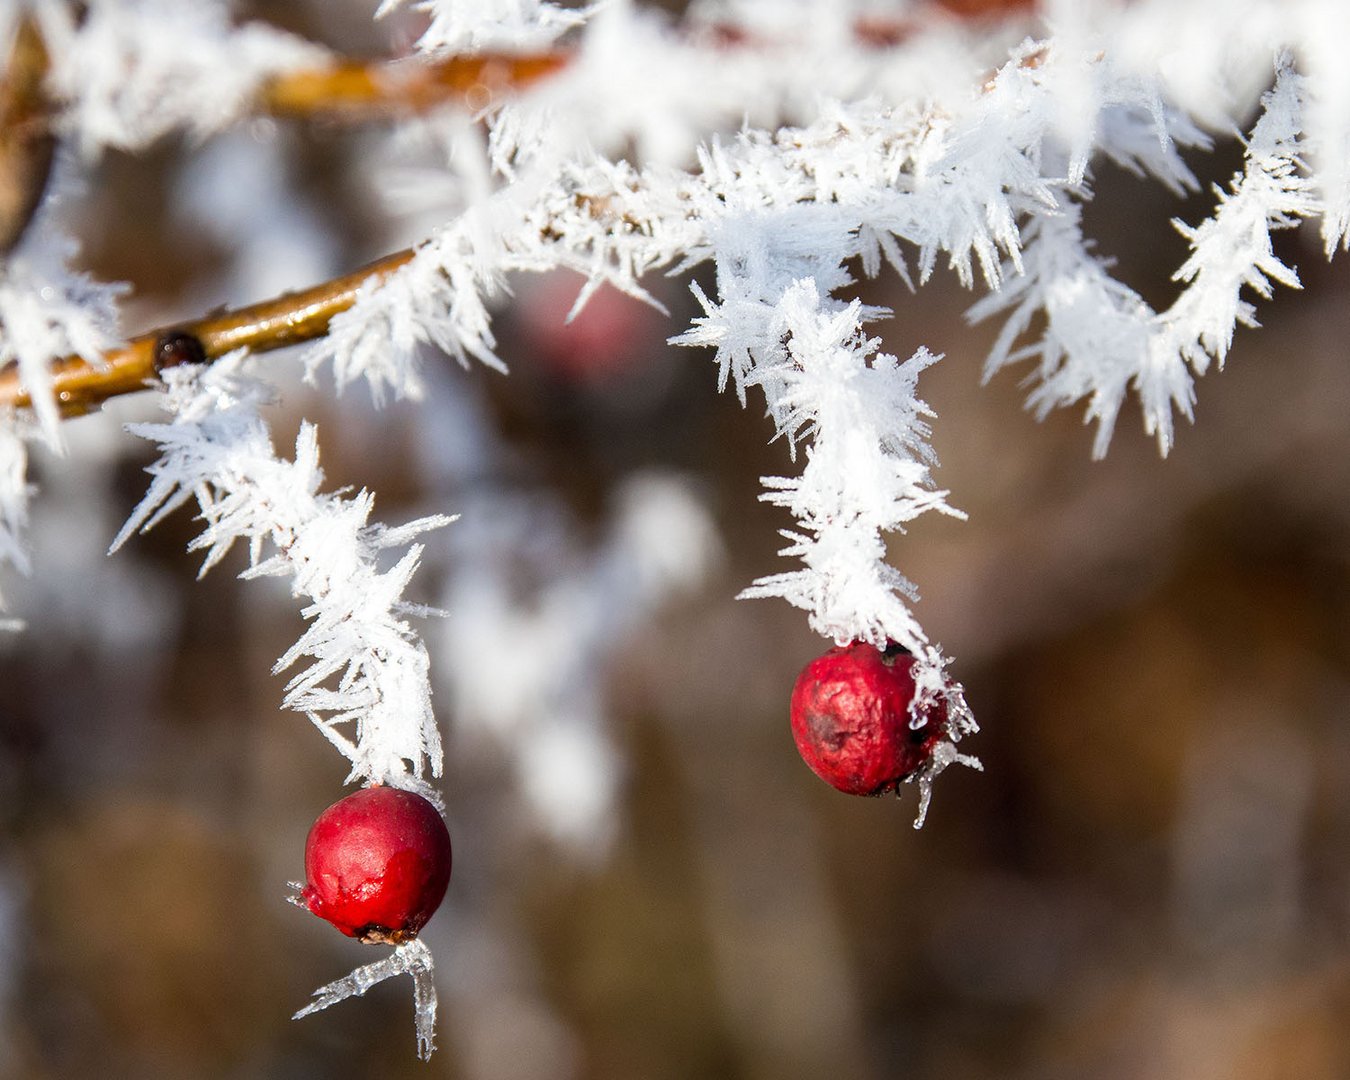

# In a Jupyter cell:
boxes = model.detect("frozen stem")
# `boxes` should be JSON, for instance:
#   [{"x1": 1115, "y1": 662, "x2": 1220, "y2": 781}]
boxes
[
  {"x1": 294, "y1": 937, "x2": 439, "y2": 1060},
  {"x1": 909, "y1": 740, "x2": 983, "y2": 829},
  {"x1": 906, "y1": 677, "x2": 981, "y2": 829}
]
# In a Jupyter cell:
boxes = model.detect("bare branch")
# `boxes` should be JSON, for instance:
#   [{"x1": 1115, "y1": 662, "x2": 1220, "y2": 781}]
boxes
[
  {"x1": 260, "y1": 50, "x2": 570, "y2": 120},
  {"x1": 0, "y1": 248, "x2": 415, "y2": 417},
  {"x1": 0, "y1": 14, "x2": 55, "y2": 256}
]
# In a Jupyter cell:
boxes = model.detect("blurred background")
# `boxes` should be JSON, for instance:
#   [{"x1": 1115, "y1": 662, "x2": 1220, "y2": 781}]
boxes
[{"x1": 2, "y1": 2, "x2": 1350, "y2": 1078}]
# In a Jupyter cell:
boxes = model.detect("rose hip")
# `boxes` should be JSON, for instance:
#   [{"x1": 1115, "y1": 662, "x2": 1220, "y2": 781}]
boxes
[
  {"x1": 789, "y1": 641, "x2": 947, "y2": 795},
  {"x1": 301, "y1": 786, "x2": 452, "y2": 945}
]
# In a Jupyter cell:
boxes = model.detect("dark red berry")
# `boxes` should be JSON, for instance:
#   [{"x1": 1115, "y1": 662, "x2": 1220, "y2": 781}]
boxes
[
  {"x1": 301, "y1": 786, "x2": 452, "y2": 945},
  {"x1": 789, "y1": 641, "x2": 947, "y2": 796}
]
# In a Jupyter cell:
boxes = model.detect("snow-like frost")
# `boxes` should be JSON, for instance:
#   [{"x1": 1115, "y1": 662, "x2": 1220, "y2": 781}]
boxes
[
  {"x1": 109, "y1": 357, "x2": 450, "y2": 788},
  {"x1": 972, "y1": 63, "x2": 1318, "y2": 456},
  {"x1": 316, "y1": 27, "x2": 1326, "y2": 786},
  {"x1": 376, "y1": 0, "x2": 588, "y2": 54},
  {"x1": 7, "y1": 0, "x2": 1350, "y2": 1053},
  {"x1": 686, "y1": 278, "x2": 964, "y2": 648},
  {"x1": 0, "y1": 166, "x2": 126, "y2": 604},
  {"x1": 0, "y1": 192, "x2": 125, "y2": 443},
  {"x1": 40, "y1": 0, "x2": 326, "y2": 156}
]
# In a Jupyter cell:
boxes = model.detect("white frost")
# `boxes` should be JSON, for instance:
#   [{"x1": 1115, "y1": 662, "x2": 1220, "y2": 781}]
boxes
[
  {"x1": 110, "y1": 357, "x2": 450, "y2": 788},
  {"x1": 376, "y1": 0, "x2": 588, "y2": 54},
  {"x1": 41, "y1": 0, "x2": 326, "y2": 157},
  {"x1": 6, "y1": 0, "x2": 1350, "y2": 1052},
  {"x1": 972, "y1": 63, "x2": 1318, "y2": 456}
]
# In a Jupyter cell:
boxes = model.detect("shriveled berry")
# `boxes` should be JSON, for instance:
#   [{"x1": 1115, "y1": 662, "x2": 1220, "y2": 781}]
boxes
[
  {"x1": 301, "y1": 786, "x2": 452, "y2": 945},
  {"x1": 789, "y1": 641, "x2": 947, "y2": 795}
]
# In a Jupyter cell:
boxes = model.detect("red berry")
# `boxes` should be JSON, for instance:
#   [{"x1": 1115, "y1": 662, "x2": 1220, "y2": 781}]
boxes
[
  {"x1": 518, "y1": 272, "x2": 655, "y2": 384},
  {"x1": 789, "y1": 642, "x2": 947, "y2": 796},
  {"x1": 301, "y1": 787, "x2": 452, "y2": 945}
]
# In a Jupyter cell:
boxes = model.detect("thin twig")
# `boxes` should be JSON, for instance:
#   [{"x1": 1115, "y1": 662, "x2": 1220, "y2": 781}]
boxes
[
  {"x1": 0, "y1": 14, "x2": 55, "y2": 255},
  {"x1": 260, "y1": 50, "x2": 570, "y2": 120},
  {"x1": 0, "y1": 248, "x2": 415, "y2": 417}
]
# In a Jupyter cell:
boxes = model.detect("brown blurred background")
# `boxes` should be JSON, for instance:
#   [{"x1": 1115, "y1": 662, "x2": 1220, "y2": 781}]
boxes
[{"x1": 2, "y1": 3, "x2": 1350, "y2": 1078}]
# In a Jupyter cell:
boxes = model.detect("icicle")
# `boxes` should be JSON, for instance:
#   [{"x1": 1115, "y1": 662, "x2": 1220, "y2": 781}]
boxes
[
  {"x1": 294, "y1": 938, "x2": 439, "y2": 1060},
  {"x1": 909, "y1": 740, "x2": 984, "y2": 830}
]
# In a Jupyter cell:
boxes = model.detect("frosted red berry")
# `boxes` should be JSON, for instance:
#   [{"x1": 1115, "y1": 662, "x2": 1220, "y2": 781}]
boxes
[
  {"x1": 789, "y1": 641, "x2": 947, "y2": 795},
  {"x1": 301, "y1": 786, "x2": 452, "y2": 945}
]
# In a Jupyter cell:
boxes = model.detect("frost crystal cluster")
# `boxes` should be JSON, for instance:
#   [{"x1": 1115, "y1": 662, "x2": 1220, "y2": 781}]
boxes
[
  {"x1": 108, "y1": 357, "x2": 449, "y2": 790},
  {"x1": 2, "y1": 0, "x2": 1349, "y2": 1060}
]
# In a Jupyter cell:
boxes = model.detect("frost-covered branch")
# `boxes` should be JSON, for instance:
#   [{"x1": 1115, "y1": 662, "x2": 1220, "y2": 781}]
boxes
[
  {"x1": 4, "y1": 0, "x2": 1350, "y2": 1064},
  {"x1": 6, "y1": 6, "x2": 1342, "y2": 689},
  {"x1": 109, "y1": 356, "x2": 449, "y2": 787},
  {"x1": 972, "y1": 62, "x2": 1319, "y2": 456},
  {"x1": 258, "y1": 50, "x2": 569, "y2": 122},
  {"x1": 7, "y1": 0, "x2": 1036, "y2": 150}
]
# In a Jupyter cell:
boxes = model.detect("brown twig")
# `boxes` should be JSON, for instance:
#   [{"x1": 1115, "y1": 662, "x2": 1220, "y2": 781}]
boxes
[
  {"x1": 0, "y1": 14, "x2": 56, "y2": 256},
  {"x1": 0, "y1": 248, "x2": 415, "y2": 417},
  {"x1": 260, "y1": 51, "x2": 571, "y2": 121}
]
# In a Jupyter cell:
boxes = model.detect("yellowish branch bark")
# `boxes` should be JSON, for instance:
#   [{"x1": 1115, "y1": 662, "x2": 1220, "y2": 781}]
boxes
[
  {"x1": 0, "y1": 248, "x2": 415, "y2": 418},
  {"x1": 260, "y1": 51, "x2": 571, "y2": 120},
  {"x1": 0, "y1": 14, "x2": 55, "y2": 255}
]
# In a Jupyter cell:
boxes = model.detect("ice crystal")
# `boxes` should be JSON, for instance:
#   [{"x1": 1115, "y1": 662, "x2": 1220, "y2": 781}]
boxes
[
  {"x1": 40, "y1": 0, "x2": 324, "y2": 156},
  {"x1": 294, "y1": 937, "x2": 439, "y2": 1061},
  {"x1": 0, "y1": 164, "x2": 125, "y2": 604},
  {"x1": 376, "y1": 0, "x2": 588, "y2": 54},
  {"x1": 110, "y1": 357, "x2": 449, "y2": 787},
  {"x1": 0, "y1": 192, "x2": 125, "y2": 443},
  {"x1": 972, "y1": 62, "x2": 1318, "y2": 456}
]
